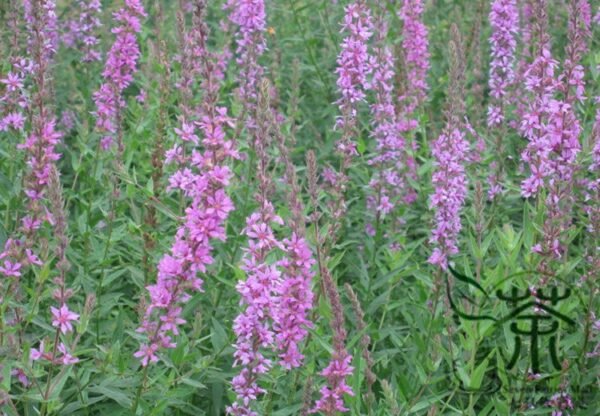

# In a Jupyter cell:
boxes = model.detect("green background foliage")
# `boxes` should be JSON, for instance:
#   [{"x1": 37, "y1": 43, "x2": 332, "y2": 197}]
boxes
[{"x1": 0, "y1": 0, "x2": 599, "y2": 415}]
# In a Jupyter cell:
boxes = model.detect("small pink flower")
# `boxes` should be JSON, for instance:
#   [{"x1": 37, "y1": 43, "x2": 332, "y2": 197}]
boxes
[
  {"x1": 30, "y1": 341, "x2": 46, "y2": 361},
  {"x1": 136, "y1": 89, "x2": 147, "y2": 103},
  {"x1": 0, "y1": 72, "x2": 24, "y2": 91},
  {"x1": 25, "y1": 249, "x2": 42, "y2": 265},
  {"x1": 0, "y1": 260, "x2": 22, "y2": 277},
  {"x1": 377, "y1": 195, "x2": 393, "y2": 215},
  {"x1": 159, "y1": 307, "x2": 186, "y2": 335},
  {"x1": 134, "y1": 343, "x2": 159, "y2": 367},
  {"x1": 51, "y1": 304, "x2": 79, "y2": 334},
  {"x1": 11, "y1": 368, "x2": 30, "y2": 386},
  {"x1": 100, "y1": 136, "x2": 113, "y2": 150},
  {"x1": 22, "y1": 216, "x2": 42, "y2": 231},
  {"x1": 58, "y1": 343, "x2": 79, "y2": 365},
  {"x1": 174, "y1": 122, "x2": 199, "y2": 144}
]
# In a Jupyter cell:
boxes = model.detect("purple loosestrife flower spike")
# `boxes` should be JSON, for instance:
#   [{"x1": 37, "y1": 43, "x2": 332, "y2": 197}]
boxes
[
  {"x1": 368, "y1": 4, "x2": 404, "y2": 217},
  {"x1": 518, "y1": 0, "x2": 556, "y2": 200},
  {"x1": 525, "y1": 0, "x2": 591, "y2": 268},
  {"x1": 1, "y1": 4, "x2": 38, "y2": 131},
  {"x1": 325, "y1": 0, "x2": 374, "y2": 241},
  {"x1": 306, "y1": 149, "x2": 354, "y2": 414},
  {"x1": 23, "y1": 0, "x2": 59, "y2": 58},
  {"x1": 428, "y1": 26, "x2": 469, "y2": 270},
  {"x1": 428, "y1": 128, "x2": 470, "y2": 270},
  {"x1": 228, "y1": 82, "x2": 283, "y2": 416},
  {"x1": 485, "y1": 0, "x2": 519, "y2": 200},
  {"x1": 367, "y1": 0, "x2": 418, "y2": 232},
  {"x1": 398, "y1": 0, "x2": 430, "y2": 115},
  {"x1": 395, "y1": 0, "x2": 430, "y2": 204},
  {"x1": 93, "y1": 0, "x2": 146, "y2": 151},
  {"x1": 334, "y1": 0, "x2": 373, "y2": 160},
  {"x1": 271, "y1": 107, "x2": 316, "y2": 371},
  {"x1": 273, "y1": 233, "x2": 315, "y2": 369},
  {"x1": 224, "y1": 0, "x2": 267, "y2": 111},
  {"x1": 137, "y1": 0, "x2": 239, "y2": 367},
  {"x1": 228, "y1": 203, "x2": 283, "y2": 415},
  {"x1": 487, "y1": 0, "x2": 518, "y2": 127},
  {"x1": 312, "y1": 352, "x2": 354, "y2": 413},
  {"x1": 519, "y1": 1, "x2": 590, "y2": 200},
  {"x1": 560, "y1": 0, "x2": 591, "y2": 105},
  {"x1": 2, "y1": 0, "x2": 80, "y2": 371},
  {"x1": 311, "y1": 269, "x2": 354, "y2": 414},
  {"x1": 64, "y1": 0, "x2": 103, "y2": 62},
  {"x1": 1, "y1": 0, "x2": 62, "y2": 272}
]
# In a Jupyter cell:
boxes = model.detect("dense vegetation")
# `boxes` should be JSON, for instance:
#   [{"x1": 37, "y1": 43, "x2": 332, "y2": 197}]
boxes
[{"x1": 0, "y1": 0, "x2": 599, "y2": 415}]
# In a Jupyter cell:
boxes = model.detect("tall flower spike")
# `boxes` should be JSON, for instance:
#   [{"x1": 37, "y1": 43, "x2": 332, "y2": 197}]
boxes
[
  {"x1": 93, "y1": 0, "x2": 146, "y2": 151},
  {"x1": 325, "y1": 0, "x2": 374, "y2": 242},
  {"x1": 37, "y1": 167, "x2": 80, "y2": 366},
  {"x1": 368, "y1": 3, "x2": 402, "y2": 213},
  {"x1": 1, "y1": 0, "x2": 62, "y2": 277},
  {"x1": 519, "y1": 0, "x2": 555, "y2": 199},
  {"x1": 308, "y1": 153, "x2": 354, "y2": 413},
  {"x1": 519, "y1": 0, "x2": 589, "y2": 202},
  {"x1": 335, "y1": 0, "x2": 373, "y2": 161},
  {"x1": 228, "y1": 82, "x2": 283, "y2": 416},
  {"x1": 273, "y1": 236, "x2": 314, "y2": 370},
  {"x1": 311, "y1": 268, "x2": 354, "y2": 414},
  {"x1": 224, "y1": 0, "x2": 267, "y2": 112},
  {"x1": 65, "y1": 0, "x2": 103, "y2": 62},
  {"x1": 271, "y1": 106, "x2": 316, "y2": 370},
  {"x1": 428, "y1": 128, "x2": 470, "y2": 269},
  {"x1": 560, "y1": 0, "x2": 591, "y2": 104},
  {"x1": 486, "y1": 0, "x2": 519, "y2": 199},
  {"x1": 525, "y1": 0, "x2": 591, "y2": 273},
  {"x1": 428, "y1": 25, "x2": 469, "y2": 270},
  {"x1": 396, "y1": 0, "x2": 430, "y2": 204},
  {"x1": 487, "y1": 0, "x2": 518, "y2": 127},
  {"x1": 136, "y1": 0, "x2": 239, "y2": 366},
  {"x1": 398, "y1": 0, "x2": 430, "y2": 115},
  {"x1": 23, "y1": 0, "x2": 59, "y2": 59},
  {"x1": 1, "y1": 0, "x2": 79, "y2": 372}
]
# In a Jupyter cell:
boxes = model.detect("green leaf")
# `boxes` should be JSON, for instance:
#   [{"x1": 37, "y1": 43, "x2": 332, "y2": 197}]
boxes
[
  {"x1": 470, "y1": 356, "x2": 489, "y2": 390},
  {"x1": 88, "y1": 384, "x2": 132, "y2": 408},
  {"x1": 211, "y1": 317, "x2": 227, "y2": 351},
  {"x1": 1, "y1": 362, "x2": 12, "y2": 390},
  {"x1": 180, "y1": 377, "x2": 206, "y2": 390}
]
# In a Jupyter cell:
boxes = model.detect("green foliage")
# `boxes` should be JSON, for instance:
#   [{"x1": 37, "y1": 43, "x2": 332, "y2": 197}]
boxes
[{"x1": 0, "y1": 0, "x2": 599, "y2": 415}]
